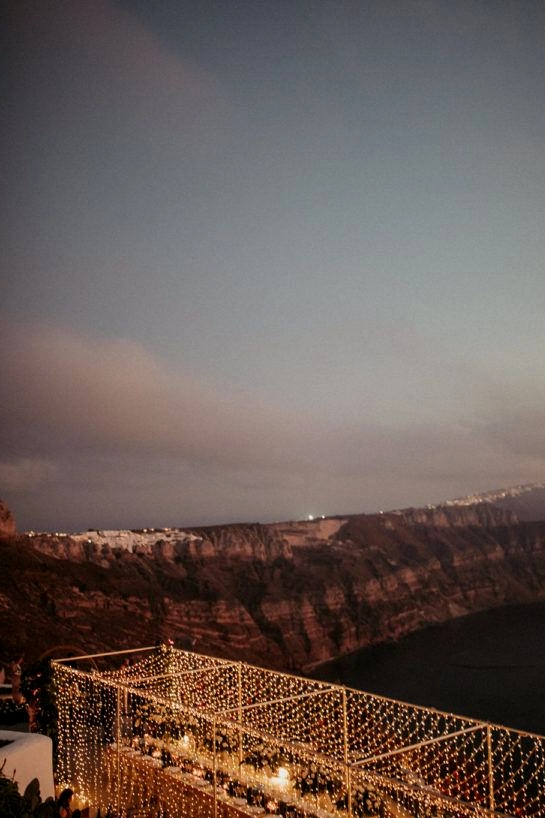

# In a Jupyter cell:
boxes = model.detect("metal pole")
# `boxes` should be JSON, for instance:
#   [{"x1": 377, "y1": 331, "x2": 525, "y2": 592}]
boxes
[
  {"x1": 54, "y1": 645, "x2": 158, "y2": 662},
  {"x1": 486, "y1": 724, "x2": 495, "y2": 814},
  {"x1": 342, "y1": 688, "x2": 352, "y2": 817},
  {"x1": 222, "y1": 685, "x2": 331, "y2": 714},
  {"x1": 353, "y1": 724, "x2": 482, "y2": 767},
  {"x1": 213, "y1": 716, "x2": 218, "y2": 818},
  {"x1": 238, "y1": 662, "x2": 244, "y2": 769},
  {"x1": 116, "y1": 686, "x2": 121, "y2": 817}
]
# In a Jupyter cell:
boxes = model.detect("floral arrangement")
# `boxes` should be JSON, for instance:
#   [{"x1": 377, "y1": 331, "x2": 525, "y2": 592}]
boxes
[
  {"x1": 215, "y1": 727, "x2": 238, "y2": 754},
  {"x1": 294, "y1": 765, "x2": 384, "y2": 818},
  {"x1": 352, "y1": 786, "x2": 383, "y2": 817},
  {"x1": 294, "y1": 763, "x2": 339, "y2": 797},
  {"x1": 199, "y1": 726, "x2": 238, "y2": 755},
  {"x1": 243, "y1": 740, "x2": 283, "y2": 772}
]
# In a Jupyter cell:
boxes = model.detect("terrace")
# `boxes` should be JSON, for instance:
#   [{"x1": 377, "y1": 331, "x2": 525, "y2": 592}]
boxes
[{"x1": 52, "y1": 644, "x2": 545, "y2": 818}]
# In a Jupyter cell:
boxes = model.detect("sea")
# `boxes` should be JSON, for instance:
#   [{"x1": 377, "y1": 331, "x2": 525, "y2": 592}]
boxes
[{"x1": 314, "y1": 601, "x2": 545, "y2": 736}]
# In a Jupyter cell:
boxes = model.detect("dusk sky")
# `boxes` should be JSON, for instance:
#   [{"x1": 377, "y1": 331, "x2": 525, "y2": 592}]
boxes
[{"x1": 2, "y1": 0, "x2": 545, "y2": 532}]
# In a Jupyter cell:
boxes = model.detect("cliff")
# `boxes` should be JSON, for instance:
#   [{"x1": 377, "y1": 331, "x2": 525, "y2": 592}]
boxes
[
  {"x1": 0, "y1": 499, "x2": 16, "y2": 537},
  {"x1": 2, "y1": 504, "x2": 545, "y2": 672}
]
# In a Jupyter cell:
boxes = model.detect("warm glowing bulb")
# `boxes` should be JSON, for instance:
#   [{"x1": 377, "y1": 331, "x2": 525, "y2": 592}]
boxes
[{"x1": 277, "y1": 766, "x2": 289, "y2": 782}]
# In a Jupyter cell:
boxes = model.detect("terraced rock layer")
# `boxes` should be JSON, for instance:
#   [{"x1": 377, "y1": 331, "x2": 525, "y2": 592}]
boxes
[{"x1": 2, "y1": 504, "x2": 545, "y2": 671}]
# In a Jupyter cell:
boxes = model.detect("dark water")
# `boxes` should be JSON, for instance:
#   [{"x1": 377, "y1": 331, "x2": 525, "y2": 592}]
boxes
[{"x1": 314, "y1": 602, "x2": 545, "y2": 736}]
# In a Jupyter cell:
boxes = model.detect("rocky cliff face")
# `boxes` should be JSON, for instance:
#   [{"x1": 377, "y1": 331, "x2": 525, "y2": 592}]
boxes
[
  {"x1": 390, "y1": 503, "x2": 518, "y2": 528},
  {"x1": 0, "y1": 499, "x2": 16, "y2": 537},
  {"x1": 2, "y1": 509, "x2": 545, "y2": 672}
]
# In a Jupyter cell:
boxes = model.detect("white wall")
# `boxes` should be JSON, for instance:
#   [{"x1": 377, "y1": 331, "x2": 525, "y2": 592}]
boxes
[{"x1": 0, "y1": 730, "x2": 55, "y2": 801}]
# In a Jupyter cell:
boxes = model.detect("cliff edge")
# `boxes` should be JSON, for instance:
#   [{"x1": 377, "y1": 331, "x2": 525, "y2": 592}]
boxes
[
  {"x1": 2, "y1": 504, "x2": 545, "y2": 672},
  {"x1": 0, "y1": 499, "x2": 16, "y2": 538}
]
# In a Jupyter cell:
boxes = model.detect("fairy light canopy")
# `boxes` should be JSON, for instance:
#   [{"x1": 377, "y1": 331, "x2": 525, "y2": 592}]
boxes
[{"x1": 52, "y1": 644, "x2": 545, "y2": 818}]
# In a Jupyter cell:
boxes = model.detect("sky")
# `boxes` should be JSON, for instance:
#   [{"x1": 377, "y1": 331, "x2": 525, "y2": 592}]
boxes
[{"x1": 2, "y1": 0, "x2": 545, "y2": 532}]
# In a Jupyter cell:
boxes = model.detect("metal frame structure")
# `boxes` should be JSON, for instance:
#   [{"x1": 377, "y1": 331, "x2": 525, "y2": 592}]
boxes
[{"x1": 52, "y1": 645, "x2": 545, "y2": 818}]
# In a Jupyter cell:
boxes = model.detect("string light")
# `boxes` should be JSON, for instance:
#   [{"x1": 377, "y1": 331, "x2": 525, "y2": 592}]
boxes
[{"x1": 51, "y1": 644, "x2": 545, "y2": 817}]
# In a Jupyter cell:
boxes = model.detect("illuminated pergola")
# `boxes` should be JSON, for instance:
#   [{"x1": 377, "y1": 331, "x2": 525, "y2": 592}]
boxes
[{"x1": 52, "y1": 644, "x2": 545, "y2": 818}]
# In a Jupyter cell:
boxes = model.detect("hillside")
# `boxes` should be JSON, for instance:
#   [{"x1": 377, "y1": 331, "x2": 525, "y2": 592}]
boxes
[
  {"x1": 440, "y1": 481, "x2": 545, "y2": 521},
  {"x1": 2, "y1": 498, "x2": 545, "y2": 672}
]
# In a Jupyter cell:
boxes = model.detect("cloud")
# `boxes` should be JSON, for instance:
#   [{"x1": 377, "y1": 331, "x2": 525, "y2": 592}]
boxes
[
  {"x1": 4, "y1": 0, "x2": 228, "y2": 165},
  {"x1": 0, "y1": 458, "x2": 58, "y2": 493},
  {"x1": 0, "y1": 320, "x2": 313, "y2": 472},
  {"x1": 2, "y1": 319, "x2": 544, "y2": 530},
  {"x1": 472, "y1": 383, "x2": 545, "y2": 462}
]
